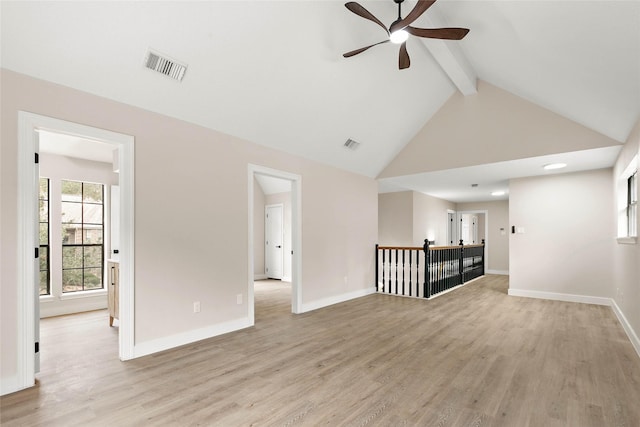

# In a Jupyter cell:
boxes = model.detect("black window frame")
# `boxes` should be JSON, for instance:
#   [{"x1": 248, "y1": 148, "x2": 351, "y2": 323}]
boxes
[
  {"x1": 628, "y1": 171, "x2": 637, "y2": 238},
  {"x1": 39, "y1": 177, "x2": 51, "y2": 296},
  {"x1": 61, "y1": 180, "x2": 105, "y2": 293}
]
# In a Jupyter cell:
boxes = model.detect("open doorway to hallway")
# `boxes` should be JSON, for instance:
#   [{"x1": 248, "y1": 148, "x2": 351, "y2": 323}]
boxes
[{"x1": 248, "y1": 164, "x2": 302, "y2": 322}]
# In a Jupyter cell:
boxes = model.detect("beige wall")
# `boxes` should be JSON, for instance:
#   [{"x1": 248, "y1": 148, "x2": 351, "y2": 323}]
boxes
[
  {"x1": 379, "y1": 81, "x2": 622, "y2": 179},
  {"x1": 509, "y1": 169, "x2": 615, "y2": 297},
  {"x1": 457, "y1": 201, "x2": 510, "y2": 273},
  {"x1": 412, "y1": 191, "x2": 455, "y2": 246},
  {"x1": 612, "y1": 119, "x2": 640, "y2": 343},
  {"x1": 1, "y1": 69, "x2": 378, "y2": 388},
  {"x1": 378, "y1": 191, "x2": 413, "y2": 246}
]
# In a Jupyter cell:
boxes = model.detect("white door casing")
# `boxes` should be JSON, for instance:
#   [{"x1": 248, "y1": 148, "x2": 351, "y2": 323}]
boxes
[
  {"x1": 247, "y1": 164, "x2": 302, "y2": 322},
  {"x1": 34, "y1": 134, "x2": 41, "y2": 374},
  {"x1": 265, "y1": 204, "x2": 284, "y2": 280},
  {"x1": 11, "y1": 112, "x2": 135, "y2": 397}
]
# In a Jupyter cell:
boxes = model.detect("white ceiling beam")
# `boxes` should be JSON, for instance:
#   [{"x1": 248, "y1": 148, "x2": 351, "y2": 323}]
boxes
[{"x1": 414, "y1": 9, "x2": 477, "y2": 96}]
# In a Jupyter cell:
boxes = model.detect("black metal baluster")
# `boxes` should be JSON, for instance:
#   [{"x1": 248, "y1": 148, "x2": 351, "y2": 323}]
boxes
[
  {"x1": 408, "y1": 250, "x2": 412, "y2": 297},
  {"x1": 387, "y1": 249, "x2": 392, "y2": 294}
]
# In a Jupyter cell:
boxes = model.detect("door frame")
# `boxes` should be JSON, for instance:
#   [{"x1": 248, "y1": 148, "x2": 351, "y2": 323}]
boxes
[
  {"x1": 264, "y1": 203, "x2": 284, "y2": 280},
  {"x1": 16, "y1": 112, "x2": 135, "y2": 392},
  {"x1": 248, "y1": 164, "x2": 302, "y2": 320}
]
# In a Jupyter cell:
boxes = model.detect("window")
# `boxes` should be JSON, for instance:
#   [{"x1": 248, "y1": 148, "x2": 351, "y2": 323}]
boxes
[
  {"x1": 629, "y1": 171, "x2": 637, "y2": 238},
  {"x1": 618, "y1": 155, "x2": 638, "y2": 243},
  {"x1": 39, "y1": 178, "x2": 50, "y2": 295},
  {"x1": 61, "y1": 180, "x2": 104, "y2": 292}
]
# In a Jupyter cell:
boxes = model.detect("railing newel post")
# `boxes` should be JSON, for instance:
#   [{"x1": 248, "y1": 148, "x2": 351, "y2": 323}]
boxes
[
  {"x1": 423, "y1": 239, "x2": 430, "y2": 298},
  {"x1": 375, "y1": 244, "x2": 379, "y2": 293},
  {"x1": 459, "y1": 239, "x2": 464, "y2": 285}
]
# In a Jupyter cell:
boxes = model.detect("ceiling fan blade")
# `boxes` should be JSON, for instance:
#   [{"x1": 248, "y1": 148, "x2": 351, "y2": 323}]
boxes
[
  {"x1": 345, "y1": 2, "x2": 389, "y2": 35},
  {"x1": 406, "y1": 26, "x2": 470, "y2": 40},
  {"x1": 399, "y1": 42, "x2": 410, "y2": 70},
  {"x1": 343, "y1": 40, "x2": 390, "y2": 58},
  {"x1": 390, "y1": 0, "x2": 437, "y2": 33}
]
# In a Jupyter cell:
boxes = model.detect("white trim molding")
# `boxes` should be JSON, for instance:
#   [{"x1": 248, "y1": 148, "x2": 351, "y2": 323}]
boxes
[
  {"x1": 611, "y1": 300, "x2": 640, "y2": 360},
  {"x1": 134, "y1": 317, "x2": 253, "y2": 358},
  {"x1": 300, "y1": 287, "x2": 376, "y2": 313},
  {"x1": 254, "y1": 274, "x2": 268, "y2": 281},
  {"x1": 507, "y1": 288, "x2": 612, "y2": 306},
  {"x1": 11, "y1": 112, "x2": 135, "y2": 396},
  {"x1": 486, "y1": 270, "x2": 509, "y2": 275}
]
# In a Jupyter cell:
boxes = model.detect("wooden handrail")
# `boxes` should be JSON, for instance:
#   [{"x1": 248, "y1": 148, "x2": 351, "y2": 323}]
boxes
[
  {"x1": 377, "y1": 243, "x2": 484, "y2": 251},
  {"x1": 377, "y1": 246, "x2": 422, "y2": 250}
]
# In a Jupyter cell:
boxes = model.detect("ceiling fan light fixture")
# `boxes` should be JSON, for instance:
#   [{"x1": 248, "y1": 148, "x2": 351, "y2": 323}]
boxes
[{"x1": 389, "y1": 29, "x2": 409, "y2": 44}]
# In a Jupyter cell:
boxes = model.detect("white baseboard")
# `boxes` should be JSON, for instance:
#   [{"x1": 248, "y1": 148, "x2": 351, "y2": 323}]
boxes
[
  {"x1": 611, "y1": 300, "x2": 640, "y2": 360},
  {"x1": 300, "y1": 287, "x2": 376, "y2": 313},
  {"x1": 133, "y1": 317, "x2": 253, "y2": 359},
  {"x1": 507, "y1": 288, "x2": 612, "y2": 306},
  {"x1": 254, "y1": 274, "x2": 268, "y2": 281},
  {"x1": 486, "y1": 269, "x2": 509, "y2": 275},
  {"x1": 282, "y1": 276, "x2": 292, "y2": 283},
  {"x1": 40, "y1": 298, "x2": 108, "y2": 318}
]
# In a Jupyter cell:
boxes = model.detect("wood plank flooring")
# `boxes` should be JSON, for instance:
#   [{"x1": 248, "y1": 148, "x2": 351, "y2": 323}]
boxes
[{"x1": 2, "y1": 276, "x2": 639, "y2": 426}]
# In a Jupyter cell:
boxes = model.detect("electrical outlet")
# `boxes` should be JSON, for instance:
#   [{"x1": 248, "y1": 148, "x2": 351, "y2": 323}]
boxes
[
  {"x1": 193, "y1": 301, "x2": 200, "y2": 313},
  {"x1": 236, "y1": 294, "x2": 243, "y2": 305}
]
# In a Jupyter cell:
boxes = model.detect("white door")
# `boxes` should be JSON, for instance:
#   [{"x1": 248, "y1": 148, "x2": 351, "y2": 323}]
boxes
[
  {"x1": 265, "y1": 204, "x2": 283, "y2": 279},
  {"x1": 459, "y1": 214, "x2": 478, "y2": 244},
  {"x1": 447, "y1": 211, "x2": 456, "y2": 245},
  {"x1": 34, "y1": 134, "x2": 41, "y2": 373}
]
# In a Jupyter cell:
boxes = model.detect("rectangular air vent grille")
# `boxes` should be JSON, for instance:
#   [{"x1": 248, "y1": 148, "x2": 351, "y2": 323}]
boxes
[
  {"x1": 344, "y1": 138, "x2": 360, "y2": 150},
  {"x1": 145, "y1": 51, "x2": 187, "y2": 82}
]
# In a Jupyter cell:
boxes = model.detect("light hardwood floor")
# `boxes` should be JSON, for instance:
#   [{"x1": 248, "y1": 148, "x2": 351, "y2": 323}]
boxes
[{"x1": 2, "y1": 276, "x2": 639, "y2": 426}]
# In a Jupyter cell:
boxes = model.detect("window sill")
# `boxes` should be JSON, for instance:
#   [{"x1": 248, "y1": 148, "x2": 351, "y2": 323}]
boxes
[
  {"x1": 39, "y1": 295, "x2": 55, "y2": 303},
  {"x1": 59, "y1": 289, "x2": 108, "y2": 300},
  {"x1": 617, "y1": 236, "x2": 637, "y2": 245}
]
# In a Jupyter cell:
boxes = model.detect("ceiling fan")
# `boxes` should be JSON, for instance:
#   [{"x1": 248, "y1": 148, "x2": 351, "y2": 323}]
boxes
[{"x1": 343, "y1": 0, "x2": 469, "y2": 70}]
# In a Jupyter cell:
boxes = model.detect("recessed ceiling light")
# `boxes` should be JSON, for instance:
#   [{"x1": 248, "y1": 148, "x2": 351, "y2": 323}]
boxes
[
  {"x1": 543, "y1": 162, "x2": 567, "y2": 170},
  {"x1": 491, "y1": 191, "x2": 505, "y2": 196}
]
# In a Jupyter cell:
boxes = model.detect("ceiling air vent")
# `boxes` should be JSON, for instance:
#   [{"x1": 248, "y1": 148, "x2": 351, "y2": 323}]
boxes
[
  {"x1": 144, "y1": 50, "x2": 187, "y2": 82},
  {"x1": 344, "y1": 138, "x2": 360, "y2": 150}
]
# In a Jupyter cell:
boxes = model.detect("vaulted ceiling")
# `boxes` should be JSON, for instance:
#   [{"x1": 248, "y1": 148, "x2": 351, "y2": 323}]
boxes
[{"x1": 2, "y1": 1, "x2": 639, "y2": 201}]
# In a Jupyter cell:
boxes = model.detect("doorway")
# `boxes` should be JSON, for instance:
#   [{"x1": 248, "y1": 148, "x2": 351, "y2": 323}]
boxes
[
  {"x1": 16, "y1": 112, "x2": 135, "y2": 392},
  {"x1": 248, "y1": 164, "x2": 302, "y2": 323}
]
